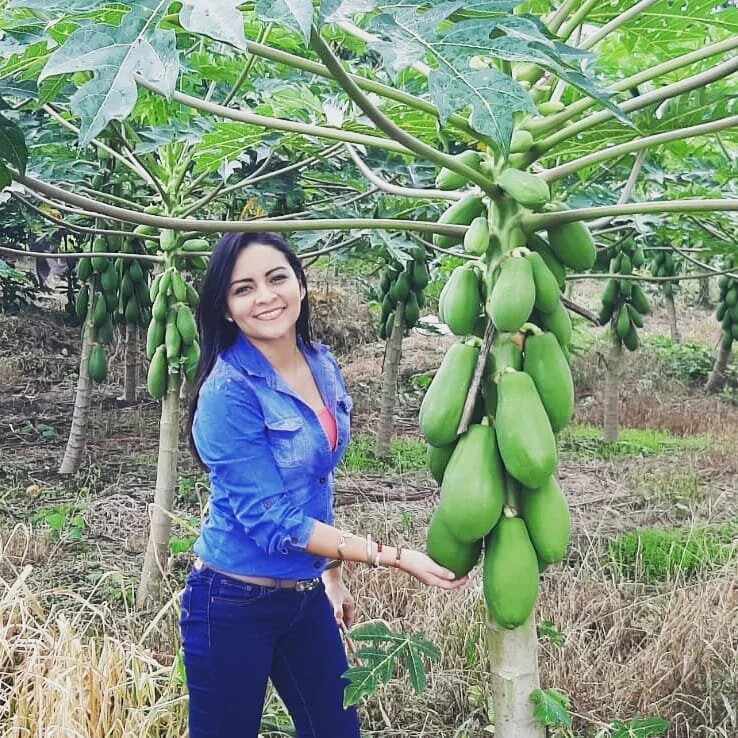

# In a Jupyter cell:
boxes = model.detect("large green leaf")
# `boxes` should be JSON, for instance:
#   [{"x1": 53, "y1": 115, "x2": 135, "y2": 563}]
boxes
[
  {"x1": 38, "y1": 0, "x2": 178, "y2": 144},
  {"x1": 0, "y1": 112, "x2": 28, "y2": 174},
  {"x1": 179, "y1": 1, "x2": 248, "y2": 50},
  {"x1": 255, "y1": 0, "x2": 315, "y2": 44}
]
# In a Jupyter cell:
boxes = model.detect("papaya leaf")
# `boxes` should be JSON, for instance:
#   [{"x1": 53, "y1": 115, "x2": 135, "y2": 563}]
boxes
[
  {"x1": 0, "y1": 164, "x2": 11, "y2": 189},
  {"x1": 342, "y1": 667, "x2": 377, "y2": 707},
  {"x1": 403, "y1": 642, "x2": 426, "y2": 693},
  {"x1": 8, "y1": 0, "x2": 107, "y2": 10},
  {"x1": 0, "y1": 113, "x2": 28, "y2": 174},
  {"x1": 409, "y1": 632, "x2": 441, "y2": 661},
  {"x1": 38, "y1": 0, "x2": 178, "y2": 145},
  {"x1": 609, "y1": 716, "x2": 670, "y2": 738},
  {"x1": 530, "y1": 687, "x2": 572, "y2": 727},
  {"x1": 179, "y1": 1, "x2": 248, "y2": 50},
  {"x1": 319, "y1": 0, "x2": 377, "y2": 26},
  {"x1": 255, "y1": 0, "x2": 314, "y2": 44}
]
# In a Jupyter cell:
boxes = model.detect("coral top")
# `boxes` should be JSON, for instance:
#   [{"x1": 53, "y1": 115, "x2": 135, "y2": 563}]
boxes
[{"x1": 317, "y1": 406, "x2": 338, "y2": 451}]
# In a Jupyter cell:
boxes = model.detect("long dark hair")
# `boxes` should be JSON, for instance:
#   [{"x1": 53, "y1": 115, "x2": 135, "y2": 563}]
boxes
[{"x1": 188, "y1": 232, "x2": 313, "y2": 465}]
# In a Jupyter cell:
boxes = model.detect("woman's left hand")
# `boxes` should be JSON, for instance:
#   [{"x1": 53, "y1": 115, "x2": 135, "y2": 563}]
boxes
[{"x1": 322, "y1": 570, "x2": 356, "y2": 629}]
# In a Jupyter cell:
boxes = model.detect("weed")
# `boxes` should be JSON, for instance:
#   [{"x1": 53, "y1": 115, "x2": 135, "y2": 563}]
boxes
[
  {"x1": 340, "y1": 433, "x2": 426, "y2": 473},
  {"x1": 607, "y1": 521, "x2": 738, "y2": 583},
  {"x1": 32, "y1": 504, "x2": 86, "y2": 543},
  {"x1": 645, "y1": 336, "x2": 737, "y2": 388},
  {"x1": 638, "y1": 470, "x2": 707, "y2": 505},
  {"x1": 558, "y1": 424, "x2": 711, "y2": 460}
]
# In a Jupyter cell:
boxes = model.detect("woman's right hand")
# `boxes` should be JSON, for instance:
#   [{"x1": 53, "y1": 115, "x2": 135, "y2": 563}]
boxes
[{"x1": 397, "y1": 549, "x2": 468, "y2": 589}]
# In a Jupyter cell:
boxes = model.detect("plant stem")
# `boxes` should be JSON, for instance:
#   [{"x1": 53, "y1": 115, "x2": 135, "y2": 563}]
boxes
[
  {"x1": 535, "y1": 55, "x2": 738, "y2": 153},
  {"x1": 579, "y1": 0, "x2": 659, "y2": 51},
  {"x1": 309, "y1": 28, "x2": 496, "y2": 195},
  {"x1": 134, "y1": 74, "x2": 411, "y2": 155},
  {"x1": 458, "y1": 321, "x2": 495, "y2": 436},
  {"x1": 527, "y1": 36, "x2": 738, "y2": 137},
  {"x1": 243, "y1": 39, "x2": 494, "y2": 146},
  {"x1": 547, "y1": 0, "x2": 579, "y2": 34},
  {"x1": 542, "y1": 116, "x2": 738, "y2": 181},
  {"x1": 345, "y1": 144, "x2": 462, "y2": 201},
  {"x1": 524, "y1": 198, "x2": 738, "y2": 232},
  {"x1": 0, "y1": 245, "x2": 164, "y2": 263},
  {"x1": 13, "y1": 168, "x2": 469, "y2": 238},
  {"x1": 558, "y1": 0, "x2": 600, "y2": 42}
]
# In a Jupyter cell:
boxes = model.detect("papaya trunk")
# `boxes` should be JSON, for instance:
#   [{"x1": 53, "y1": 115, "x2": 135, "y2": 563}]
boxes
[
  {"x1": 603, "y1": 336, "x2": 621, "y2": 443},
  {"x1": 136, "y1": 374, "x2": 181, "y2": 610},
  {"x1": 705, "y1": 344, "x2": 732, "y2": 394},
  {"x1": 665, "y1": 292, "x2": 681, "y2": 343},
  {"x1": 59, "y1": 320, "x2": 94, "y2": 475},
  {"x1": 375, "y1": 302, "x2": 405, "y2": 458},
  {"x1": 122, "y1": 322, "x2": 138, "y2": 402},
  {"x1": 696, "y1": 276, "x2": 711, "y2": 308},
  {"x1": 487, "y1": 614, "x2": 544, "y2": 738}
]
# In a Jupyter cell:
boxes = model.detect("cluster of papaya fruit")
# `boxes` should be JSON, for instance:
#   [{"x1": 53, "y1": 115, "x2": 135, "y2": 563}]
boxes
[
  {"x1": 650, "y1": 248, "x2": 680, "y2": 299},
  {"x1": 76, "y1": 235, "x2": 153, "y2": 383},
  {"x1": 716, "y1": 257, "x2": 738, "y2": 352},
  {"x1": 419, "y1": 142, "x2": 593, "y2": 629},
  {"x1": 146, "y1": 230, "x2": 202, "y2": 399},
  {"x1": 598, "y1": 240, "x2": 650, "y2": 351},
  {"x1": 377, "y1": 246, "x2": 430, "y2": 338}
]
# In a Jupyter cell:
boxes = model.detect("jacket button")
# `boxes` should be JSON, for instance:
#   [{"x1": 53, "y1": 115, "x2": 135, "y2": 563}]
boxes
[
  {"x1": 319, "y1": 477, "x2": 327, "y2": 484},
  {"x1": 314, "y1": 561, "x2": 321, "y2": 569}
]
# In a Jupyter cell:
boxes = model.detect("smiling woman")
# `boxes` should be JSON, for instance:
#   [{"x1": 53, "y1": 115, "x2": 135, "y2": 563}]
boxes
[{"x1": 180, "y1": 232, "x2": 466, "y2": 738}]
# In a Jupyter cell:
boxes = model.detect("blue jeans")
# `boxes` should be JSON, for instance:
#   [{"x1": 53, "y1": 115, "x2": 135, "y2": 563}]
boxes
[{"x1": 180, "y1": 564, "x2": 361, "y2": 738}]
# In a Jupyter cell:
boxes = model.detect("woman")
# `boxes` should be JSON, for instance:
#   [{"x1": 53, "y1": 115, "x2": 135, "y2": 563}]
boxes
[{"x1": 181, "y1": 232, "x2": 466, "y2": 738}]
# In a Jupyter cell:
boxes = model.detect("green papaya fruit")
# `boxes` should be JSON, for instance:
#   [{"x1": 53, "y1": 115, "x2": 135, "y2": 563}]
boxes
[
  {"x1": 495, "y1": 369, "x2": 557, "y2": 489},
  {"x1": 88, "y1": 344, "x2": 108, "y2": 383},
  {"x1": 463, "y1": 216, "x2": 490, "y2": 256},
  {"x1": 527, "y1": 234, "x2": 566, "y2": 290},
  {"x1": 427, "y1": 442, "x2": 456, "y2": 486},
  {"x1": 523, "y1": 331, "x2": 574, "y2": 433},
  {"x1": 77, "y1": 257, "x2": 92, "y2": 282},
  {"x1": 509, "y1": 129, "x2": 534, "y2": 154},
  {"x1": 721, "y1": 332, "x2": 734, "y2": 351},
  {"x1": 521, "y1": 476, "x2": 570, "y2": 564},
  {"x1": 165, "y1": 317, "x2": 182, "y2": 362},
  {"x1": 124, "y1": 297, "x2": 139, "y2": 323},
  {"x1": 497, "y1": 168, "x2": 550, "y2": 210},
  {"x1": 626, "y1": 303, "x2": 644, "y2": 328},
  {"x1": 426, "y1": 509, "x2": 482, "y2": 577},
  {"x1": 630, "y1": 283, "x2": 650, "y2": 315},
  {"x1": 186, "y1": 283, "x2": 200, "y2": 310},
  {"x1": 547, "y1": 219, "x2": 596, "y2": 271},
  {"x1": 128, "y1": 260, "x2": 144, "y2": 284},
  {"x1": 147, "y1": 345, "x2": 168, "y2": 399},
  {"x1": 146, "y1": 318, "x2": 166, "y2": 359},
  {"x1": 160, "y1": 230, "x2": 177, "y2": 252},
  {"x1": 622, "y1": 324, "x2": 639, "y2": 351},
  {"x1": 537, "y1": 100, "x2": 565, "y2": 115},
  {"x1": 411, "y1": 261, "x2": 430, "y2": 290},
  {"x1": 538, "y1": 300, "x2": 572, "y2": 349},
  {"x1": 434, "y1": 150, "x2": 483, "y2": 191},
  {"x1": 601, "y1": 279, "x2": 618, "y2": 308},
  {"x1": 183, "y1": 339, "x2": 201, "y2": 383},
  {"x1": 176, "y1": 304, "x2": 198, "y2": 345},
  {"x1": 525, "y1": 251, "x2": 561, "y2": 314},
  {"x1": 434, "y1": 194, "x2": 486, "y2": 249},
  {"x1": 726, "y1": 288, "x2": 738, "y2": 307},
  {"x1": 152, "y1": 292, "x2": 168, "y2": 323},
  {"x1": 404, "y1": 291, "x2": 420, "y2": 328},
  {"x1": 715, "y1": 301, "x2": 727, "y2": 322},
  {"x1": 419, "y1": 340, "x2": 480, "y2": 447},
  {"x1": 615, "y1": 306, "x2": 631, "y2": 339},
  {"x1": 441, "y1": 265, "x2": 482, "y2": 336},
  {"x1": 75, "y1": 285, "x2": 89, "y2": 321},
  {"x1": 96, "y1": 316, "x2": 115, "y2": 345},
  {"x1": 487, "y1": 256, "x2": 535, "y2": 332},
  {"x1": 91, "y1": 236, "x2": 109, "y2": 273},
  {"x1": 619, "y1": 253, "x2": 633, "y2": 275},
  {"x1": 91, "y1": 293, "x2": 107, "y2": 327},
  {"x1": 632, "y1": 247, "x2": 645, "y2": 268},
  {"x1": 440, "y1": 423, "x2": 505, "y2": 542},
  {"x1": 483, "y1": 517, "x2": 539, "y2": 629}
]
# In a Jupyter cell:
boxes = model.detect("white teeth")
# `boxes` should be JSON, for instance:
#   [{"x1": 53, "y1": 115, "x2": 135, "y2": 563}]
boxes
[{"x1": 258, "y1": 308, "x2": 283, "y2": 320}]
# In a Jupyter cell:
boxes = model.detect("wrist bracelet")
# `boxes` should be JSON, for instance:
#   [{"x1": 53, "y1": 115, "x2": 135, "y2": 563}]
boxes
[
  {"x1": 337, "y1": 531, "x2": 352, "y2": 561},
  {"x1": 394, "y1": 545, "x2": 403, "y2": 568},
  {"x1": 365, "y1": 534, "x2": 373, "y2": 565},
  {"x1": 325, "y1": 559, "x2": 342, "y2": 570}
]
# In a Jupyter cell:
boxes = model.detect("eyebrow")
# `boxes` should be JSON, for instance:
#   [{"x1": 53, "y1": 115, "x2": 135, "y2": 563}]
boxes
[{"x1": 230, "y1": 266, "x2": 288, "y2": 287}]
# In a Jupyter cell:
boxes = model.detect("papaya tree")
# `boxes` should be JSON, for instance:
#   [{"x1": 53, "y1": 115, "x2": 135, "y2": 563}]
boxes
[{"x1": 1, "y1": 1, "x2": 738, "y2": 736}]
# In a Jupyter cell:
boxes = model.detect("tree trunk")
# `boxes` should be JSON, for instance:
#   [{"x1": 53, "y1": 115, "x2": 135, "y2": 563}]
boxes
[
  {"x1": 136, "y1": 374, "x2": 181, "y2": 610},
  {"x1": 705, "y1": 343, "x2": 733, "y2": 394},
  {"x1": 603, "y1": 336, "x2": 622, "y2": 443},
  {"x1": 59, "y1": 320, "x2": 94, "y2": 475},
  {"x1": 487, "y1": 614, "x2": 544, "y2": 738},
  {"x1": 375, "y1": 302, "x2": 405, "y2": 458},
  {"x1": 696, "y1": 276, "x2": 711, "y2": 308},
  {"x1": 122, "y1": 322, "x2": 138, "y2": 402},
  {"x1": 664, "y1": 292, "x2": 681, "y2": 343}
]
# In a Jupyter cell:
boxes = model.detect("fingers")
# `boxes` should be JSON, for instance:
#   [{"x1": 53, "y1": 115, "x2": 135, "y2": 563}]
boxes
[{"x1": 344, "y1": 601, "x2": 356, "y2": 629}]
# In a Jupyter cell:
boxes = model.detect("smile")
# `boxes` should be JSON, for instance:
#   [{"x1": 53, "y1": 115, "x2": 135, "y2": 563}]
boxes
[{"x1": 255, "y1": 307, "x2": 286, "y2": 320}]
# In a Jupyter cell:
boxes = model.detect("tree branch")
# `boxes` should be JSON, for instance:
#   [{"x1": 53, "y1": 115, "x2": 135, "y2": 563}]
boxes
[
  {"x1": 0, "y1": 245, "x2": 163, "y2": 263},
  {"x1": 579, "y1": 0, "x2": 659, "y2": 51},
  {"x1": 561, "y1": 294, "x2": 600, "y2": 325},
  {"x1": 541, "y1": 116, "x2": 738, "y2": 182},
  {"x1": 309, "y1": 28, "x2": 496, "y2": 196},
  {"x1": 12, "y1": 169, "x2": 469, "y2": 239},
  {"x1": 536, "y1": 55, "x2": 738, "y2": 153},
  {"x1": 134, "y1": 74, "x2": 411, "y2": 156},
  {"x1": 344, "y1": 144, "x2": 462, "y2": 202},
  {"x1": 525, "y1": 199, "x2": 738, "y2": 232},
  {"x1": 458, "y1": 323, "x2": 495, "y2": 435}
]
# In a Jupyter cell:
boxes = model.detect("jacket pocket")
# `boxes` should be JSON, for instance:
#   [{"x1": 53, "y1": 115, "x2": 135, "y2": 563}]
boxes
[
  {"x1": 264, "y1": 414, "x2": 307, "y2": 468},
  {"x1": 210, "y1": 578, "x2": 278, "y2": 607}
]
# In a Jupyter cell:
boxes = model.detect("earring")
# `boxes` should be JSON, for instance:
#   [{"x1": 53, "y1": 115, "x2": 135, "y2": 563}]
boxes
[{"x1": 225, "y1": 316, "x2": 234, "y2": 323}]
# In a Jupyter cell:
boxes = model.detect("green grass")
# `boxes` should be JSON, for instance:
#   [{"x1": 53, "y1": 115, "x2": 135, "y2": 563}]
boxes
[
  {"x1": 639, "y1": 470, "x2": 707, "y2": 505},
  {"x1": 607, "y1": 520, "x2": 738, "y2": 584},
  {"x1": 558, "y1": 424, "x2": 711, "y2": 460},
  {"x1": 340, "y1": 433, "x2": 427, "y2": 473}
]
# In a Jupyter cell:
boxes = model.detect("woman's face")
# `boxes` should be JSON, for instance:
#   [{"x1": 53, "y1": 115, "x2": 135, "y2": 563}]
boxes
[{"x1": 225, "y1": 243, "x2": 304, "y2": 345}]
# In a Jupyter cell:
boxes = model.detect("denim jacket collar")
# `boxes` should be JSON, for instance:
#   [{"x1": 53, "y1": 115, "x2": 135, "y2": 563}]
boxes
[{"x1": 225, "y1": 333, "x2": 337, "y2": 407}]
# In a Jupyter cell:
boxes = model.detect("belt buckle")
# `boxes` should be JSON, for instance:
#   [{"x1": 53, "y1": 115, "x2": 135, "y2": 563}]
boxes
[{"x1": 295, "y1": 578, "x2": 319, "y2": 592}]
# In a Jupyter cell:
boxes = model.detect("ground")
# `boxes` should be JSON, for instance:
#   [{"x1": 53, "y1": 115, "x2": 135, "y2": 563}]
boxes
[{"x1": 0, "y1": 277, "x2": 736, "y2": 737}]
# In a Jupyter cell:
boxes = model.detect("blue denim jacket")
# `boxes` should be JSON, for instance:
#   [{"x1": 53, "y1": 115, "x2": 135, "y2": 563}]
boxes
[{"x1": 192, "y1": 334, "x2": 352, "y2": 579}]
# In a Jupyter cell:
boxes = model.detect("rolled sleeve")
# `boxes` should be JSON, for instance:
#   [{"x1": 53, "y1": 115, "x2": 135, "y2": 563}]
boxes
[{"x1": 193, "y1": 373, "x2": 317, "y2": 555}]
